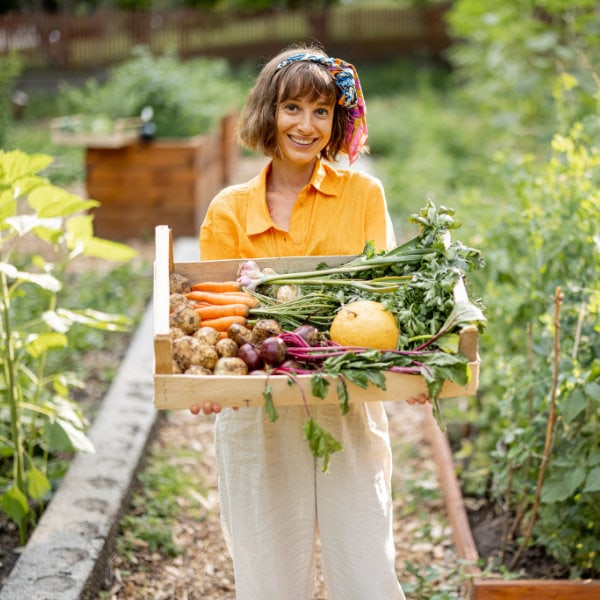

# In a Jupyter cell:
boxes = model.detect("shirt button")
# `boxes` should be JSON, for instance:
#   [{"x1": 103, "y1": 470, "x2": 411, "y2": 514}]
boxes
[{"x1": 294, "y1": 238, "x2": 302, "y2": 244}]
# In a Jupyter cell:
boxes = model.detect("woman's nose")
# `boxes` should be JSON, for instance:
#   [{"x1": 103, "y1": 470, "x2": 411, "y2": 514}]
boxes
[{"x1": 297, "y1": 110, "x2": 313, "y2": 132}]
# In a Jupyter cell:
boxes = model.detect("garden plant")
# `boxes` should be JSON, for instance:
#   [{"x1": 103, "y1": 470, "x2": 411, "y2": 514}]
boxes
[{"x1": 0, "y1": 149, "x2": 138, "y2": 544}]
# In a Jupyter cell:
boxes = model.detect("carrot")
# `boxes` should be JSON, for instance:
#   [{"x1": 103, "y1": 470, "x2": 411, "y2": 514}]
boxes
[
  {"x1": 191, "y1": 281, "x2": 241, "y2": 293},
  {"x1": 199, "y1": 315, "x2": 247, "y2": 331},
  {"x1": 194, "y1": 303, "x2": 249, "y2": 320},
  {"x1": 186, "y1": 290, "x2": 260, "y2": 308}
]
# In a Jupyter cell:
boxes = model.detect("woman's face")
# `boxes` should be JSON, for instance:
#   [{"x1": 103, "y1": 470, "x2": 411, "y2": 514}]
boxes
[{"x1": 275, "y1": 94, "x2": 335, "y2": 166}]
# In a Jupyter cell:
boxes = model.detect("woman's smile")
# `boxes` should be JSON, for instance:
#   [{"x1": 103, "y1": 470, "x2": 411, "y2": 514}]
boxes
[{"x1": 276, "y1": 95, "x2": 334, "y2": 165}]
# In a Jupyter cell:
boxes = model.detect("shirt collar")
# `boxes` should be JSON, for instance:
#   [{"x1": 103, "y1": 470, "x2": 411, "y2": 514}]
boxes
[{"x1": 246, "y1": 158, "x2": 337, "y2": 236}]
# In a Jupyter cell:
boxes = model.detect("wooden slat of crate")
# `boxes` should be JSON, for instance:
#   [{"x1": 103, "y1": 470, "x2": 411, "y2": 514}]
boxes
[{"x1": 153, "y1": 226, "x2": 480, "y2": 410}]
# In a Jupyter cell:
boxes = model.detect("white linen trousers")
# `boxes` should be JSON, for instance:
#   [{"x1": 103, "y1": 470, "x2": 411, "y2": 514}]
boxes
[{"x1": 214, "y1": 401, "x2": 406, "y2": 600}]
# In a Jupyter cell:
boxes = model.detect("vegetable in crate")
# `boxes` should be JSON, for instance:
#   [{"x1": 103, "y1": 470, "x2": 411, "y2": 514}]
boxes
[{"x1": 236, "y1": 202, "x2": 486, "y2": 437}]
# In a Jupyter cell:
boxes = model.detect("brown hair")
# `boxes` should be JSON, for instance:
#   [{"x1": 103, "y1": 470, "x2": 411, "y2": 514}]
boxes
[{"x1": 237, "y1": 43, "x2": 352, "y2": 162}]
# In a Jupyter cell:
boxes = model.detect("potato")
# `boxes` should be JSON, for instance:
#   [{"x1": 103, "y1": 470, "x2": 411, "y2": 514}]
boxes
[
  {"x1": 172, "y1": 337, "x2": 218, "y2": 371},
  {"x1": 171, "y1": 359, "x2": 183, "y2": 374},
  {"x1": 169, "y1": 272, "x2": 191, "y2": 294},
  {"x1": 250, "y1": 318, "x2": 282, "y2": 346},
  {"x1": 185, "y1": 365, "x2": 212, "y2": 375},
  {"x1": 213, "y1": 357, "x2": 249, "y2": 375},
  {"x1": 228, "y1": 323, "x2": 253, "y2": 346},
  {"x1": 216, "y1": 337, "x2": 238, "y2": 357},
  {"x1": 193, "y1": 326, "x2": 220, "y2": 346},
  {"x1": 170, "y1": 304, "x2": 201, "y2": 334},
  {"x1": 170, "y1": 293, "x2": 190, "y2": 313},
  {"x1": 170, "y1": 327, "x2": 186, "y2": 341}
]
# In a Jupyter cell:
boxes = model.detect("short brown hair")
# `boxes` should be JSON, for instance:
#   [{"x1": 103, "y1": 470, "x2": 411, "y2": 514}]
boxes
[{"x1": 237, "y1": 44, "x2": 352, "y2": 162}]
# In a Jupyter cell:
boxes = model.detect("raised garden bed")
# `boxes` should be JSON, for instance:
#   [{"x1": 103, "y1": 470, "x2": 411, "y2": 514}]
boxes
[
  {"x1": 424, "y1": 412, "x2": 600, "y2": 599},
  {"x1": 84, "y1": 113, "x2": 238, "y2": 240}
]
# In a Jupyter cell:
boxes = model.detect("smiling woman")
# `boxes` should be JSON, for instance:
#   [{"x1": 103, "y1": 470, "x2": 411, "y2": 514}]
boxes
[{"x1": 194, "y1": 42, "x2": 408, "y2": 600}]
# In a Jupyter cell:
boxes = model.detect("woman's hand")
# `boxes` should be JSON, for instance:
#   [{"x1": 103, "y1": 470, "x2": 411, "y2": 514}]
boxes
[
  {"x1": 406, "y1": 393, "x2": 429, "y2": 405},
  {"x1": 190, "y1": 402, "x2": 222, "y2": 415}
]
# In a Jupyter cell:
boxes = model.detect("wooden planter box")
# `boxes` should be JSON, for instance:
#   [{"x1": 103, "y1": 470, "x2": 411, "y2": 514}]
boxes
[
  {"x1": 424, "y1": 412, "x2": 600, "y2": 599},
  {"x1": 85, "y1": 114, "x2": 238, "y2": 240},
  {"x1": 153, "y1": 226, "x2": 481, "y2": 411}
]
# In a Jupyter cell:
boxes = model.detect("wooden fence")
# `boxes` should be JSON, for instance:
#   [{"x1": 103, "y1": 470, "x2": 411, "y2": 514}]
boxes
[{"x1": 0, "y1": 4, "x2": 451, "y2": 72}]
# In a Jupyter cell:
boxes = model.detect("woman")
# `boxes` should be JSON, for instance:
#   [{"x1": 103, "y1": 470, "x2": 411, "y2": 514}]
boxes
[{"x1": 193, "y1": 43, "x2": 421, "y2": 600}]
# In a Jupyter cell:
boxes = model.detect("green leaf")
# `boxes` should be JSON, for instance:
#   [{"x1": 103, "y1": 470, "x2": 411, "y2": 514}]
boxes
[
  {"x1": 561, "y1": 388, "x2": 587, "y2": 423},
  {"x1": 1, "y1": 486, "x2": 29, "y2": 525},
  {"x1": 336, "y1": 377, "x2": 350, "y2": 415},
  {"x1": 79, "y1": 235, "x2": 138, "y2": 262},
  {"x1": 263, "y1": 382, "x2": 278, "y2": 422},
  {"x1": 541, "y1": 467, "x2": 586, "y2": 503},
  {"x1": 583, "y1": 467, "x2": 600, "y2": 493},
  {"x1": 47, "y1": 308, "x2": 131, "y2": 332},
  {"x1": 584, "y1": 381, "x2": 600, "y2": 402},
  {"x1": 0, "y1": 262, "x2": 62, "y2": 292},
  {"x1": 311, "y1": 373, "x2": 330, "y2": 400},
  {"x1": 5, "y1": 213, "x2": 62, "y2": 236},
  {"x1": 0, "y1": 149, "x2": 53, "y2": 185},
  {"x1": 26, "y1": 332, "x2": 68, "y2": 358},
  {"x1": 303, "y1": 418, "x2": 343, "y2": 473},
  {"x1": 26, "y1": 468, "x2": 51, "y2": 501},
  {"x1": 44, "y1": 418, "x2": 95, "y2": 454},
  {"x1": 27, "y1": 184, "x2": 99, "y2": 218},
  {"x1": 65, "y1": 214, "x2": 137, "y2": 262}
]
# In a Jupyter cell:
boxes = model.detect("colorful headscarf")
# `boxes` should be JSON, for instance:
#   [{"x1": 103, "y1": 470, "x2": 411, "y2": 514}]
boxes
[{"x1": 275, "y1": 53, "x2": 368, "y2": 165}]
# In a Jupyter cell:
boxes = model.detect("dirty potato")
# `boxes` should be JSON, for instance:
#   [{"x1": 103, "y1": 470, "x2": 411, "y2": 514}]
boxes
[
  {"x1": 170, "y1": 293, "x2": 190, "y2": 313},
  {"x1": 213, "y1": 357, "x2": 248, "y2": 375},
  {"x1": 227, "y1": 323, "x2": 253, "y2": 346},
  {"x1": 216, "y1": 337, "x2": 238, "y2": 357},
  {"x1": 169, "y1": 272, "x2": 192, "y2": 294},
  {"x1": 250, "y1": 319, "x2": 282, "y2": 346},
  {"x1": 173, "y1": 337, "x2": 218, "y2": 371},
  {"x1": 170, "y1": 304, "x2": 201, "y2": 334},
  {"x1": 193, "y1": 326, "x2": 220, "y2": 346}
]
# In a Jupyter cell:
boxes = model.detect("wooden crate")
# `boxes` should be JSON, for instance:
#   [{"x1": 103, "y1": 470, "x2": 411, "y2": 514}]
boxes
[
  {"x1": 86, "y1": 129, "x2": 224, "y2": 240},
  {"x1": 153, "y1": 226, "x2": 480, "y2": 410}
]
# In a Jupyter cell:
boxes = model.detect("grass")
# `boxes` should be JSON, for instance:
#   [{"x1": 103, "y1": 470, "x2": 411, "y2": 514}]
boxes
[{"x1": 115, "y1": 442, "x2": 208, "y2": 561}]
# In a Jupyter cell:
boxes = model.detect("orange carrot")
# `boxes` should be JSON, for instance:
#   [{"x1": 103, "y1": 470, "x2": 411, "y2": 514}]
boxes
[
  {"x1": 191, "y1": 281, "x2": 241, "y2": 293},
  {"x1": 194, "y1": 303, "x2": 249, "y2": 320},
  {"x1": 186, "y1": 290, "x2": 260, "y2": 308},
  {"x1": 199, "y1": 315, "x2": 247, "y2": 331}
]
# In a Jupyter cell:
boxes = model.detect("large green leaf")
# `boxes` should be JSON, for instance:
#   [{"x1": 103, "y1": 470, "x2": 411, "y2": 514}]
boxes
[
  {"x1": 583, "y1": 467, "x2": 600, "y2": 493},
  {"x1": 26, "y1": 468, "x2": 51, "y2": 501},
  {"x1": 28, "y1": 184, "x2": 99, "y2": 219},
  {"x1": 65, "y1": 214, "x2": 137, "y2": 262},
  {"x1": 44, "y1": 418, "x2": 95, "y2": 454},
  {"x1": 26, "y1": 332, "x2": 69, "y2": 358},
  {"x1": 0, "y1": 486, "x2": 29, "y2": 525},
  {"x1": 0, "y1": 261, "x2": 62, "y2": 292},
  {"x1": 541, "y1": 467, "x2": 586, "y2": 503},
  {"x1": 52, "y1": 307, "x2": 131, "y2": 331},
  {"x1": 0, "y1": 150, "x2": 53, "y2": 185}
]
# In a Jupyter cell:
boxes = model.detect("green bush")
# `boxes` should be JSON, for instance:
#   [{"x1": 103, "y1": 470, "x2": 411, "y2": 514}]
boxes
[
  {"x1": 369, "y1": 0, "x2": 600, "y2": 578},
  {"x1": 57, "y1": 46, "x2": 244, "y2": 138}
]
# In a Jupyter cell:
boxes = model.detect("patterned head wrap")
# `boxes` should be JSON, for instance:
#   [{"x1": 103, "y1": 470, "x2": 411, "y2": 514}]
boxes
[{"x1": 275, "y1": 53, "x2": 368, "y2": 165}]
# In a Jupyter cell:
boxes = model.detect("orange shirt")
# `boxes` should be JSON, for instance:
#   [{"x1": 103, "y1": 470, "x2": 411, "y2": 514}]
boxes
[{"x1": 199, "y1": 159, "x2": 395, "y2": 260}]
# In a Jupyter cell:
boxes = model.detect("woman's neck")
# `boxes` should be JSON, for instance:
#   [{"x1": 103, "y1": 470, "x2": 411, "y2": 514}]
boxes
[{"x1": 269, "y1": 156, "x2": 317, "y2": 195}]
